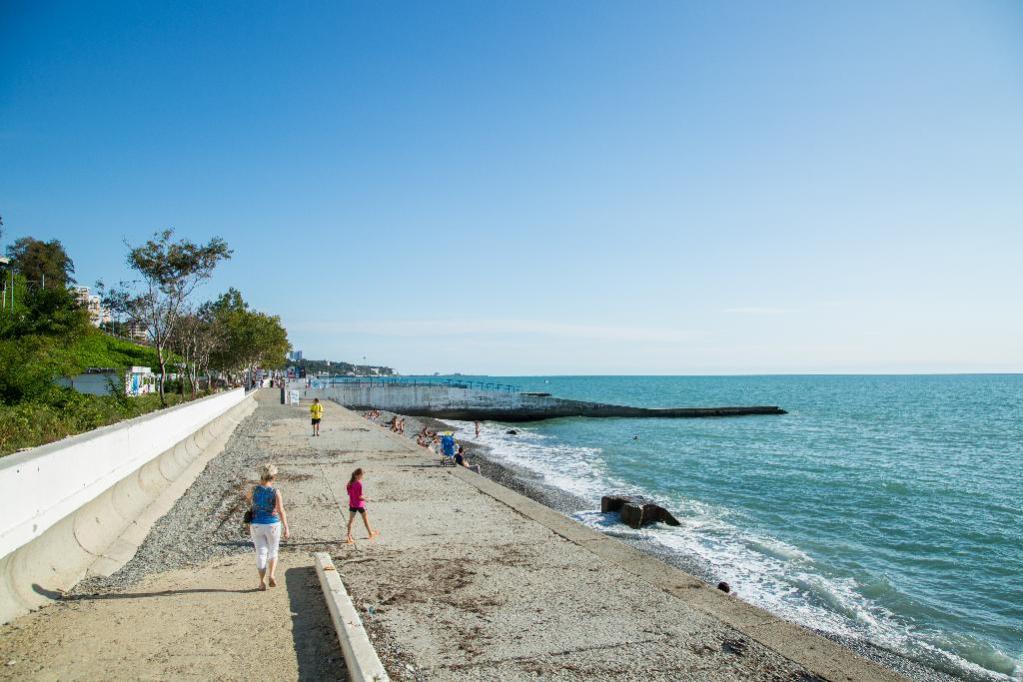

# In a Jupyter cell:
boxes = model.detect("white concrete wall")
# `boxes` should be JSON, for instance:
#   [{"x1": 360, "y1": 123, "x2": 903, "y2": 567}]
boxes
[
  {"x1": 306, "y1": 383, "x2": 562, "y2": 412},
  {"x1": 0, "y1": 388, "x2": 253, "y2": 623},
  {"x1": 0, "y1": 388, "x2": 247, "y2": 560}
]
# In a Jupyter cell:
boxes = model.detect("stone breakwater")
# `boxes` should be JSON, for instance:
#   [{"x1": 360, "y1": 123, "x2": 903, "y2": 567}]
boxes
[{"x1": 305, "y1": 381, "x2": 786, "y2": 422}]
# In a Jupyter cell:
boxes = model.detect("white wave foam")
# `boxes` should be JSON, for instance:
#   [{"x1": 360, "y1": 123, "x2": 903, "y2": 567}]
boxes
[
  {"x1": 447, "y1": 420, "x2": 622, "y2": 501},
  {"x1": 590, "y1": 496, "x2": 1017, "y2": 681}
]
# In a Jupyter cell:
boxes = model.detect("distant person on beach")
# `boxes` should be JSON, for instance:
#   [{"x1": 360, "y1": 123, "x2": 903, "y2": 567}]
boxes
[
  {"x1": 247, "y1": 463, "x2": 290, "y2": 591},
  {"x1": 345, "y1": 468, "x2": 379, "y2": 544},
  {"x1": 310, "y1": 398, "x2": 323, "y2": 436},
  {"x1": 474, "y1": 421, "x2": 481, "y2": 438},
  {"x1": 454, "y1": 445, "x2": 481, "y2": 473}
]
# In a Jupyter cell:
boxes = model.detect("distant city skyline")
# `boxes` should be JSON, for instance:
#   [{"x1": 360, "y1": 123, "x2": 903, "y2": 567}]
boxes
[{"x1": 2, "y1": 1, "x2": 1021, "y2": 375}]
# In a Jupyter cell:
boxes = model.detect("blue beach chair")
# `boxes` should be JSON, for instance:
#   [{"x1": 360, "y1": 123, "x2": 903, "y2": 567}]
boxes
[{"x1": 439, "y1": 434, "x2": 456, "y2": 465}]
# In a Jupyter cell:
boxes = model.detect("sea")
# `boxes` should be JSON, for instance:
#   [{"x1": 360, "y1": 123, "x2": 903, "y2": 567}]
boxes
[{"x1": 443, "y1": 375, "x2": 1021, "y2": 681}]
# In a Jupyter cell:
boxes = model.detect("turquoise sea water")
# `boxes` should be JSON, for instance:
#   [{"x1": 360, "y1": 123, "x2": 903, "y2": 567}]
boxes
[{"x1": 447, "y1": 375, "x2": 1022, "y2": 681}]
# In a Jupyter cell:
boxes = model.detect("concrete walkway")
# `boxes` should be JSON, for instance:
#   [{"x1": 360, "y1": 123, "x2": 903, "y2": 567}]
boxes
[
  {"x1": 1, "y1": 396, "x2": 902, "y2": 681},
  {"x1": 0, "y1": 554, "x2": 342, "y2": 681}
]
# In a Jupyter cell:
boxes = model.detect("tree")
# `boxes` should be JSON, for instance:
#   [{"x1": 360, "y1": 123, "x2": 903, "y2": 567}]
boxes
[
  {"x1": 6, "y1": 237, "x2": 76, "y2": 289},
  {"x1": 0, "y1": 280, "x2": 90, "y2": 402},
  {"x1": 171, "y1": 302, "x2": 225, "y2": 397},
  {"x1": 208, "y1": 288, "x2": 290, "y2": 384},
  {"x1": 115, "y1": 230, "x2": 232, "y2": 403}
]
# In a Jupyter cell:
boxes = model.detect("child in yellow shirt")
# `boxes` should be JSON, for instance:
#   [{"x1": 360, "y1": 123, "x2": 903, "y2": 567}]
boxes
[{"x1": 310, "y1": 398, "x2": 324, "y2": 436}]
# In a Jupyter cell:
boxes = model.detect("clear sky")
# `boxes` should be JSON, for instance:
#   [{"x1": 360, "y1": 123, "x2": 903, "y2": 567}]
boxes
[{"x1": 2, "y1": 1, "x2": 1021, "y2": 375}]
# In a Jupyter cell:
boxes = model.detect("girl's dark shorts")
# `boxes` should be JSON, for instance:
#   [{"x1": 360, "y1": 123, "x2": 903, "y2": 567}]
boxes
[
  {"x1": 311, "y1": 418, "x2": 321, "y2": 424},
  {"x1": 349, "y1": 507, "x2": 366, "y2": 514}
]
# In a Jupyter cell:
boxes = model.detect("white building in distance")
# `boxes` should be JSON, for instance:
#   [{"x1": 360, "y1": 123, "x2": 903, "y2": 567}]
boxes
[{"x1": 73, "y1": 286, "x2": 112, "y2": 328}]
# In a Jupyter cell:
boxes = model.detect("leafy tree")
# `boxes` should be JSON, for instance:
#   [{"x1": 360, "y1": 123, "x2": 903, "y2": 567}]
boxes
[
  {"x1": 5, "y1": 237, "x2": 76, "y2": 289},
  {"x1": 94, "y1": 279, "x2": 137, "y2": 341},
  {"x1": 1, "y1": 281, "x2": 89, "y2": 338},
  {"x1": 113, "y1": 230, "x2": 232, "y2": 403},
  {"x1": 208, "y1": 288, "x2": 290, "y2": 383},
  {"x1": 0, "y1": 334, "x2": 81, "y2": 403},
  {"x1": 0, "y1": 280, "x2": 90, "y2": 402},
  {"x1": 172, "y1": 302, "x2": 225, "y2": 397}
]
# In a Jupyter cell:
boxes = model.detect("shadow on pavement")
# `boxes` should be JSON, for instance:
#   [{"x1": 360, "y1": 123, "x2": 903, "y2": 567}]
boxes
[
  {"x1": 33, "y1": 584, "x2": 259, "y2": 600},
  {"x1": 284, "y1": 565, "x2": 348, "y2": 681}
]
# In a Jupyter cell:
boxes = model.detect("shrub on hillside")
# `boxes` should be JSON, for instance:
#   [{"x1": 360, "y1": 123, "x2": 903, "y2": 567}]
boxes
[{"x1": 0, "y1": 389, "x2": 209, "y2": 456}]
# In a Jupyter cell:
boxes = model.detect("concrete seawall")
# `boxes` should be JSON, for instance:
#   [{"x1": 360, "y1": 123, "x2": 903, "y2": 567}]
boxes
[
  {"x1": 0, "y1": 388, "x2": 255, "y2": 624},
  {"x1": 304, "y1": 382, "x2": 785, "y2": 422}
]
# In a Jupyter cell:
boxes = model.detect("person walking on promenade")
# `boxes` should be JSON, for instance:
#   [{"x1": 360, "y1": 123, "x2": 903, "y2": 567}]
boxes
[
  {"x1": 345, "y1": 468, "x2": 379, "y2": 544},
  {"x1": 310, "y1": 398, "x2": 323, "y2": 436},
  {"x1": 247, "y1": 463, "x2": 290, "y2": 591}
]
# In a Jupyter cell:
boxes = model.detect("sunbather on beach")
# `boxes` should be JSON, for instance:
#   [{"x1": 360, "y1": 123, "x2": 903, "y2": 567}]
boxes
[{"x1": 455, "y1": 445, "x2": 481, "y2": 473}]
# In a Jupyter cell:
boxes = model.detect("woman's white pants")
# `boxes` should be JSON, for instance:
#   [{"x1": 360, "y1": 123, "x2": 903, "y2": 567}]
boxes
[{"x1": 250, "y1": 522, "x2": 281, "y2": 570}]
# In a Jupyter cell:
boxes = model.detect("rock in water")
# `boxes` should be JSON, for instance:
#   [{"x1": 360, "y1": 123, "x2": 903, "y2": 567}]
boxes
[
  {"x1": 601, "y1": 495, "x2": 629, "y2": 513},
  {"x1": 648, "y1": 503, "x2": 681, "y2": 527},
  {"x1": 601, "y1": 494, "x2": 681, "y2": 529},
  {"x1": 620, "y1": 502, "x2": 645, "y2": 528}
]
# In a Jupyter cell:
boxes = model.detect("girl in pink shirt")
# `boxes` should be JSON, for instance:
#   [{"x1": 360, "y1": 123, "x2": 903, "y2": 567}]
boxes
[{"x1": 345, "y1": 468, "x2": 379, "y2": 544}]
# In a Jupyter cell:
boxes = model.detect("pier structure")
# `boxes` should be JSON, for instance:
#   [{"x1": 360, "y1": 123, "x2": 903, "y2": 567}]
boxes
[{"x1": 301, "y1": 379, "x2": 786, "y2": 422}]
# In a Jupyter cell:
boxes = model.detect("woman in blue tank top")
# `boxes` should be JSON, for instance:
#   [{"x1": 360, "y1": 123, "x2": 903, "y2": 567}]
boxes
[{"x1": 247, "y1": 463, "x2": 290, "y2": 590}]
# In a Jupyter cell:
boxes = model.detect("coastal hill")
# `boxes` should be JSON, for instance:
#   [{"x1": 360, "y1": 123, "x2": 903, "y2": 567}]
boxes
[{"x1": 291, "y1": 357, "x2": 396, "y2": 377}]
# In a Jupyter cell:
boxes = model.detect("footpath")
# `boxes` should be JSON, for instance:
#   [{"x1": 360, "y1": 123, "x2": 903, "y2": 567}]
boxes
[{"x1": 0, "y1": 394, "x2": 902, "y2": 681}]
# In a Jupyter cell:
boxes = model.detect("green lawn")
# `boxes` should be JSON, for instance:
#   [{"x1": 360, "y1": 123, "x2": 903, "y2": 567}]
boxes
[{"x1": 69, "y1": 331, "x2": 161, "y2": 370}]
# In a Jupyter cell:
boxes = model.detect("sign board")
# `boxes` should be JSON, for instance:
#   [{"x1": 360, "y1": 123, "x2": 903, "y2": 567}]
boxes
[
  {"x1": 125, "y1": 367, "x2": 155, "y2": 397},
  {"x1": 289, "y1": 390, "x2": 301, "y2": 406}
]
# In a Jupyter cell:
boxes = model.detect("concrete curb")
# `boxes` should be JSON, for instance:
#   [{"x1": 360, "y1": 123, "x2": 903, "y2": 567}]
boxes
[
  {"x1": 448, "y1": 466, "x2": 906, "y2": 682},
  {"x1": 313, "y1": 551, "x2": 390, "y2": 682}
]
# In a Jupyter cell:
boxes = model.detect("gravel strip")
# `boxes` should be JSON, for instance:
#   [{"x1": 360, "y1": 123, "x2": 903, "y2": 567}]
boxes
[{"x1": 74, "y1": 401, "x2": 299, "y2": 594}]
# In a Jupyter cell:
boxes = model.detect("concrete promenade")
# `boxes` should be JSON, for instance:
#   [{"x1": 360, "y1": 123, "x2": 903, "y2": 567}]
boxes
[{"x1": 1, "y1": 396, "x2": 901, "y2": 681}]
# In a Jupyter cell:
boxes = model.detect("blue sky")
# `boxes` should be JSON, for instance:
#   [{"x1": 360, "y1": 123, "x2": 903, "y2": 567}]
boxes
[{"x1": 2, "y1": 1, "x2": 1021, "y2": 374}]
